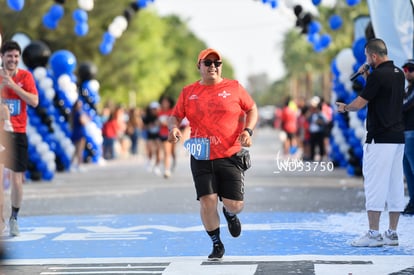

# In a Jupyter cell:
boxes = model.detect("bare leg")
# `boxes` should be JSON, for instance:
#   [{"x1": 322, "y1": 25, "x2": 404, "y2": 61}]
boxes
[
  {"x1": 388, "y1": 212, "x2": 400, "y2": 231},
  {"x1": 199, "y1": 194, "x2": 219, "y2": 231},
  {"x1": 10, "y1": 171, "x2": 23, "y2": 209},
  {"x1": 222, "y1": 198, "x2": 244, "y2": 214},
  {"x1": 367, "y1": 210, "x2": 381, "y2": 231}
]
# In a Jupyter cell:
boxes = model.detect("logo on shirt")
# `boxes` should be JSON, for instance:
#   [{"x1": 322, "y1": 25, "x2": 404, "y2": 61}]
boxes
[
  {"x1": 218, "y1": 90, "x2": 231, "y2": 98},
  {"x1": 189, "y1": 94, "x2": 198, "y2": 100}
]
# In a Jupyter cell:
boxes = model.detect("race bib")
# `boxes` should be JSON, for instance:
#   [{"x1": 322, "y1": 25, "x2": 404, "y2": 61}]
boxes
[
  {"x1": 3, "y1": 99, "x2": 21, "y2": 116},
  {"x1": 184, "y1": 137, "x2": 210, "y2": 160}
]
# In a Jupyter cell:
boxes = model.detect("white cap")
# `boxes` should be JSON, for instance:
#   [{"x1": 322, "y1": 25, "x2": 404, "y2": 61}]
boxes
[{"x1": 149, "y1": 101, "x2": 160, "y2": 109}]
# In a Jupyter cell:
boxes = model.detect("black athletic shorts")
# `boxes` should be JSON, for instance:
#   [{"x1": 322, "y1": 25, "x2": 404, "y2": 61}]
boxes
[
  {"x1": 0, "y1": 132, "x2": 28, "y2": 172},
  {"x1": 190, "y1": 155, "x2": 245, "y2": 201}
]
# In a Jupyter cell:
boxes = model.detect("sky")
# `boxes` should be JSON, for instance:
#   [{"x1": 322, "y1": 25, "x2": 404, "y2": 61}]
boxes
[{"x1": 151, "y1": 0, "x2": 330, "y2": 86}]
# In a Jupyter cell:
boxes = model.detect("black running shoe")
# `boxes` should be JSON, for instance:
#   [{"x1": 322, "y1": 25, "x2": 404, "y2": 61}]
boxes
[
  {"x1": 222, "y1": 207, "x2": 241, "y2": 237},
  {"x1": 208, "y1": 243, "x2": 225, "y2": 261}
]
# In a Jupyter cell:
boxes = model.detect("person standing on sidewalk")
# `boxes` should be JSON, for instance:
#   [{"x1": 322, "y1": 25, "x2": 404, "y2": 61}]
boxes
[
  {"x1": 0, "y1": 40, "x2": 39, "y2": 236},
  {"x1": 336, "y1": 38, "x2": 405, "y2": 247},
  {"x1": 401, "y1": 59, "x2": 414, "y2": 215},
  {"x1": 167, "y1": 48, "x2": 258, "y2": 260}
]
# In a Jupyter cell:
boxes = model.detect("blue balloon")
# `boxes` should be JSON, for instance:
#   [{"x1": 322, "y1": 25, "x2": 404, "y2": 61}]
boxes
[
  {"x1": 357, "y1": 108, "x2": 367, "y2": 120},
  {"x1": 331, "y1": 59, "x2": 340, "y2": 77},
  {"x1": 75, "y1": 22, "x2": 89, "y2": 37},
  {"x1": 319, "y1": 34, "x2": 331, "y2": 48},
  {"x1": 329, "y1": 15, "x2": 342, "y2": 30},
  {"x1": 270, "y1": 0, "x2": 278, "y2": 9},
  {"x1": 42, "y1": 15, "x2": 58, "y2": 30},
  {"x1": 346, "y1": 0, "x2": 361, "y2": 6},
  {"x1": 137, "y1": 0, "x2": 148, "y2": 8},
  {"x1": 308, "y1": 21, "x2": 321, "y2": 35},
  {"x1": 347, "y1": 164, "x2": 355, "y2": 176},
  {"x1": 354, "y1": 145, "x2": 363, "y2": 159},
  {"x1": 7, "y1": 0, "x2": 24, "y2": 11},
  {"x1": 103, "y1": 32, "x2": 116, "y2": 44},
  {"x1": 352, "y1": 37, "x2": 367, "y2": 64},
  {"x1": 307, "y1": 33, "x2": 319, "y2": 45},
  {"x1": 49, "y1": 4, "x2": 64, "y2": 21},
  {"x1": 313, "y1": 42, "x2": 323, "y2": 53},
  {"x1": 73, "y1": 9, "x2": 88, "y2": 22},
  {"x1": 312, "y1": 0, "x2": 322, "y2": 5},
  {"x1": 43, "y1": 170, "x2": 54, "y2": 181},
  {"x1": 49, "y1": 50, "x2": 77, "y2": 77},
  {"x1": 99, "y1": 42, "x2": 113, "y2": 55}
]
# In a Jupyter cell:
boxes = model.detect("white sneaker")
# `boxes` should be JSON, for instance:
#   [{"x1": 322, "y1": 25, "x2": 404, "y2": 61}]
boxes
[
  {"x1": 153, "y1": 166, "x2": 161, "y2": 176},
  {"x1": 9, "y1": 217, "x2": 20, "y2": 237},
  {"x1": 383, "y1": 231, "x2": 399, "y2": 246},
  {"x1": 351, "y1": 231, "x2": 384, "y2": 247},
  {"x1": 164, "y1": 170, "x2": 171, "y2": 179}
]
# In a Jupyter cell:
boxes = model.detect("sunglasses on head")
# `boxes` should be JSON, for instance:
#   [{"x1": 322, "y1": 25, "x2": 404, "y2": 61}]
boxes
[
  {"x1": 404, "y1": 67, "x2": 414, "y2": 73},
  {"x1": 201, "y1": 59, "x2": 222, "y2": 67}
]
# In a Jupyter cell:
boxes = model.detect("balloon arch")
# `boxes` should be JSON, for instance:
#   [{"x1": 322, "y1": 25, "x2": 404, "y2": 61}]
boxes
[{"x1": 1, "y1": 0, "x2": 366, "y2": 180}]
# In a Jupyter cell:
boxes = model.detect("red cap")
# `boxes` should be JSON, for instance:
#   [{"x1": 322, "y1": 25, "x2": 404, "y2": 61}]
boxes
[{"x1": 197, "y1": 48, "x2": 221, "y2": 64}]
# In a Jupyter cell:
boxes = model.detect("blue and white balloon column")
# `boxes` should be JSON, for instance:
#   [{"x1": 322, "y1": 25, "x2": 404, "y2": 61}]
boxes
[
  {"x1": 22, "y1": 41, "x2": 63, "y2": 181},
  {"x1": 329, "y1": 38, "x2": 367, "y2": 176},
  {"x1": 77, "y1": 61, "x2": 103, "y2": 163}
]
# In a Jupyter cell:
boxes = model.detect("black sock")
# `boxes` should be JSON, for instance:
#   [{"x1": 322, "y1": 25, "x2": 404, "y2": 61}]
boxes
[
  {"x1": 207, "y1": 228, "x2": 222, "y2": 245},
  {"x1": 11, "y1": 207, "x2": 19, "y2": 219}
]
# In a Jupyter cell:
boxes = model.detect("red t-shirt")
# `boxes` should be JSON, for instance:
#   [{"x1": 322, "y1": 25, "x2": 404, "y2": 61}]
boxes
[
  {"x1": 281, "y1": 106, "x2": 298, "y2": 134},
  {"x1": 1, "y1": 69, "x2": 38, "y2": 133},
  {"x1": 102, "y1": 119, "x2": 119, "y2": 139},
  {"x1": 158, "y1": 109, "x2": 172, "y2": 138},
  {"x1": 173, "y1": 78, "x2": 255, "y2": 159}
]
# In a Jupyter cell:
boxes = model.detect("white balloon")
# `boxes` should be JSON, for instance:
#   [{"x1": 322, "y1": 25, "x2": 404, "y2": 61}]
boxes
[
  {"x1": 88, "y1": 79, "x2": 100, "y2": 92},
  {"x1": 11, "y1": 33, "x2": 31, "y2": 51},
  {"x1": 45, "y1": 88, "x2": 56, "y2": 101},
  {"x1": 37, "y1": 142, "x2": 49, "y2": 155},
  {"x1": 113, "y1": 16, "x2": 128, "y2": 32},
  {"x1": 33, "y1": 67, "x2": 48, "y2": 80},
  {"x1": 108, "y1": 23, "x2": 123, "y2": 38},
  {"x1": 78, "y1": 0, "x2": 94, "y2": 11},
  {"x1": 66, "y1": 89, "x2": 79, "y2": 105},
  {"x1": 339, "y1": 143, "x2": 349, "y2": 154},
  {"x1": 355, "y1": 126, "x2": 366, "y2": 139},
  {"x1": 31, "y1": 134, "x2": 42, "y2": 145},
  {"x1": 57, "y1": 74, "x2": 72, "y2": 88},
  {"x1": 336, "y1": 48, "x2": 356, "y2": 78},
  {"x1": 39, "y1": 77, "x2": 54, "y2": 91},
  {"x1": 344, "y1": 80, "x2": 353, "y2": 93},
  {"x1": 47, "y1": 160, "x2": 56, "y2": 172}
]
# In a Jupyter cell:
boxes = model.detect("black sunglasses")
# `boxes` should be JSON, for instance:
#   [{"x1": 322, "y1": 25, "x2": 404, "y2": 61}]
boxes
[
  {"x1": 404, "y1": 67, "x2": 414, "y2": 73},
  {"x1": 201, "y1": 59, "x2": 222, "y2": 67}
]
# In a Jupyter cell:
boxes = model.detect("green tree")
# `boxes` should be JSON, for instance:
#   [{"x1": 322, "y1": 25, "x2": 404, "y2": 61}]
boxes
[{"x1": 279, "y1": 1, "x2": 369, "y2": 101}]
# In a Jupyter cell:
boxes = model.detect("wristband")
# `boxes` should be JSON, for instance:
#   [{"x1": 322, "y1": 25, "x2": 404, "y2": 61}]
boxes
[{"x1": 243, "y1": 127, "x2": 253, "y2": 136}]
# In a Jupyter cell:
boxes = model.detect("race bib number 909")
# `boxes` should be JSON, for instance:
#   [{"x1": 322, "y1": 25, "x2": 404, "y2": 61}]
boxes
[{"x1": 184, "y1": 138, "x2": 210, "y2": 160}]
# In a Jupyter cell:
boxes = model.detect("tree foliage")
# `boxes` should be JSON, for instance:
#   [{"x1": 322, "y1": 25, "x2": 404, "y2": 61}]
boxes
[{"x1": 280, "y1": 1, "x2": 369, "y2": 100}]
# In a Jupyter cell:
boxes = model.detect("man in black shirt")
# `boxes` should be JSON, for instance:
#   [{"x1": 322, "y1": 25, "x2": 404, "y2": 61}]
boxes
[{"x1": 337, "y1": 38, "x2": 405, "y2": 247}]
